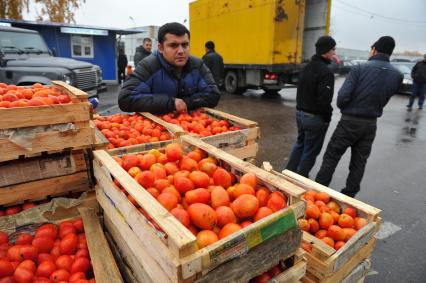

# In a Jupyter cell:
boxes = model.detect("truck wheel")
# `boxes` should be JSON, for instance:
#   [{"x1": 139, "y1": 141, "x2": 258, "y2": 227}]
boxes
[{"x1": 224, "y1": 71, "x2": 238, "y2": 94}]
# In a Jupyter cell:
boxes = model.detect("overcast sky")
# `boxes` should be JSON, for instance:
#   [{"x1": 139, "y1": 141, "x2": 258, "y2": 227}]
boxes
[{"x1": 24, "y1": 0, "x2": 426, "y2": 52}]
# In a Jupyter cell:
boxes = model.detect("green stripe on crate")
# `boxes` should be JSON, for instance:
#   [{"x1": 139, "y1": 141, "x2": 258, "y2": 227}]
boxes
[{"x1": 246, "y1": 208, "x2": 297, "y2": 249}]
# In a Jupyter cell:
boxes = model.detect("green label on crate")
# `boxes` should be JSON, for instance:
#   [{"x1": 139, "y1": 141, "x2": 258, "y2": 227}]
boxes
[{"x1": 207, "y1": 208, "x2": 297, "y2": 268}]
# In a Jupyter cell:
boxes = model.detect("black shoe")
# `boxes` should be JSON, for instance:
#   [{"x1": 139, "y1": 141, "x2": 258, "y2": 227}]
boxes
[
  {"x1": 340, "y1": 188, "x2": 356, "y2": 198},
  {"x1": 407, "y1": 105, "x2": 412, "y2": 111},
  {"x1": 419, "y1": 106, "x2": 423, "y2": 110}
]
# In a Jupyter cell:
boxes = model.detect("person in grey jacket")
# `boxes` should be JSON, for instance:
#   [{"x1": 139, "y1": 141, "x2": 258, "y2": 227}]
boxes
[
  {"x1": 315, "y1": 36, "x2": 402, "y2": 198},
  {"x1": 134, "y1": 38, "x2": 152, "y2": 66}
]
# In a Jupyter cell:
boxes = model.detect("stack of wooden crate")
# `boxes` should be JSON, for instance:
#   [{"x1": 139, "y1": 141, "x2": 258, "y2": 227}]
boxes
[
  {"x1": 93, "y1": 135, "x2": 307, "y2": 282},
  {"x1": 0, "y1": 81, "x2": 95, "y2": 214}
]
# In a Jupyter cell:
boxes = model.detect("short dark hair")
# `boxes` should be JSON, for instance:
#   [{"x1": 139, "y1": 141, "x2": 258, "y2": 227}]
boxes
[
  {"x1": 205, "y1": 41, "x2": 215, "y2": 50},
  {"x1": 143, "y1": 38, "x2": 152, "y2": 44},
  {"x1": 158, "y1": 22, "x2": 190, "y2": 44}
]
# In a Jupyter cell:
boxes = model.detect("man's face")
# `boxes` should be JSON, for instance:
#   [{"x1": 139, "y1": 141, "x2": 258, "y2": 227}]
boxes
[
  {"x1": 143, "y1": 41, "x2": 152, "y2": 52},
  {"x1": 369, "y1": 47, "x2": 377, "y2": 58},
  {"x1": 158, "y1": 33, "x2": 190, "y2": 69},
  {"x1": 322, "y1": 47, "x2": 336, "y2": 61}
]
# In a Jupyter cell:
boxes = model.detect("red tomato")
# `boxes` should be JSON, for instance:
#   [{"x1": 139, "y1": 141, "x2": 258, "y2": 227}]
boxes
[
  {"x1": 35, "y1": 224, "x2": 58, "y2": 239},
  {"x1": 0, "y1": 276, "x2": 14, "y2": 283},
  {"x1": 50, "y1": 246, "x2": 60, "y2": 257},
  {"x1": 0, "y1": 259, "x2": 14, "y2": 277},
  {"x1": 7, "y1": 245, "x2": 23, "y2": 262},
  {"x1": 19, "y1": 245, "x2": 38, "y2": 260},
  {"x1": 37, "y1": 253, "x2": 57, "y2": 263},
  {"x1": 5, "y1": 206, "x2": 21, "y2": 216},
  {"x1": 69, "y1": 272, "x2": 86, "y2": 282},
  {"x1": 0, "y1": 232, "x2": 8, "y2": 245},
  {"x1": 15, "y1": 233, "x2": 33, "y2": 245},
  {"x1": 55, "y1": 255, "x2": 73, "y2": 272},
  {"x1": 18, "y1": 259, "x2": 36, "y2": 273},
  {"x1": 73, "y1": 219, "x2": 84, "y2": 233},
  {"x1": 59, "y1": 234, "x2": 78, "y2": 255},
  {"x1": 32, "y1": 237, "x2": 54, "y2": 253},
  {"x1": 36, "y1": 260, "x2": 56, "y2": 277},
  {"x1": 13, "y1": 266, "x2": 34, "y2": 283},
  {"x1": 75, "y1": 249, "x2": 90, "y2": 259},
  {"x1": 33, "y1": 277, "x2": 54, "y2": 283},
  {"x1": 59, "y1": 226, "x2": 76, "y2": 239},
  {"x1": 70, "y1": 257, "x2": 90, "y2": 274},
  {"x1": 50, "y1": 269, "x2": 70, "y2": 282},
  {"x1": 21, "y1": 203, "x2": 37, "y2": 210}
]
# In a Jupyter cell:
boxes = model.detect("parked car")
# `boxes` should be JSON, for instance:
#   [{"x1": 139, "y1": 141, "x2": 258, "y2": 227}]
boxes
[
  {"x1": 0, "y1": 26, "x2": 102, "y2": 97},
  {"x1": 329, "y1": 59, "x2": 354, "y2": 75},
  {"x1": 391, "y1": 62, "x2": 415, "y2": 94}
]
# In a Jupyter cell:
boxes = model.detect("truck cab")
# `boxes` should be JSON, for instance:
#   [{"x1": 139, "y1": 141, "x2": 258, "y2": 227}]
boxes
[{"x1": 0, "y1": 26, "x2": 102, "y2": 97}]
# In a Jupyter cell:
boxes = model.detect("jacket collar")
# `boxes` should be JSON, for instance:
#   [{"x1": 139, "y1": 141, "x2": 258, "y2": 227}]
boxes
[
  {"x1": 312, "y1": 54, "x2": 331, "y2": 64},
  {"x1": 369, "y1": 53, "x2": 390, "y2": 62}
]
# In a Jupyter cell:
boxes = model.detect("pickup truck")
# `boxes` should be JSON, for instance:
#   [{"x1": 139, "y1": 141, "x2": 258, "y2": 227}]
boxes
[{"x1": 0, "y1": 26, "x2": 102, "y2": 97}]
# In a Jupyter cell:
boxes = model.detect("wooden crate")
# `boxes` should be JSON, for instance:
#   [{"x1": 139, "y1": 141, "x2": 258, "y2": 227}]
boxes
[
  {"x1": 0, "y1": 151, "x2": 93, "y2": 207},
  {"x1": 269, "y1": 249, "x2": 307, "y2": 283},
  {"x1": 93, "y1": 135, "x2": 306, "y2": 282},
  {"x1": 0, "y1": 193, "x2": 123, "y2": 283},
  {"x1": 0, "y1": 81, "x2": 94, "y2": 162},
  {"x1": 262, "y1": 163, "x2": 381, "y2": 282},
  {"x1": 141, "y1": 107, "x2": 260, "y2": 161}
]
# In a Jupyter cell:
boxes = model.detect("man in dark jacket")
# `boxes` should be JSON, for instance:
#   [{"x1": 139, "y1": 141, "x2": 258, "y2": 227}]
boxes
[
  {"x1": 202, "y1": 41, "x2": 224, "y2": 87},
  {"x1": 133, "y1": 38, "x2": 152, "y2": 66},
  {"x1": 407, "y1": 53, "x2": 426, "y2": 110},
  {"x1": 316, "y1": 36, "x2": 403, "y2": 198},
  {"x1": 117, "y1": 48, "x2": 128, "y2": 84},
  {"x1": 119, "y1": 22, "x2": 220, "y2": 114},
  {"x1": 286, "y1": 36, "x2": 336, "y2": 177}
]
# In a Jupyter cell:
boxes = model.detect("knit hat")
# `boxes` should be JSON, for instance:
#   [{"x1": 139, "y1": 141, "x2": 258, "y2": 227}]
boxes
[
  {"x1": 315, "y1": 36, "x2": 336, "y2": 55},
  {"x1": 372, "y1": 36, "x2": 395, "y2": 56}
]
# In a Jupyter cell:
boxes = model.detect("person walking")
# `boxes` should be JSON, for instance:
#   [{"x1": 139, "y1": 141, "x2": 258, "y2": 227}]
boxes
[
  {"x1": 407, "y1": 53, "x2": 426, "y2": 110},
  {"x1": 315, "y1": 36, "x2": 403, "y2": 198},
  {"x1": 117, "y1": 48, "x2": 128, "y2": 84},
  {"x1": 286, "y1": 36, "x2": 336, "y2": 178}
]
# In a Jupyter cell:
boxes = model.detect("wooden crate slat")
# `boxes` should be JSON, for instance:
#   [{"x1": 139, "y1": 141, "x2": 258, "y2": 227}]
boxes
[
  {"x1": 78, "y1": 207, "x2": 123, "y2": 283},
  {"x1": 0, "y1": 150, "x2": 87, "y2": 187},
  {"x1": 0, "y1": 127, "x2": 94, "y2": 163},
  {"x1": 302, "y1": 232, "x2": 336, "y2": 260},
  {"x1": 93, "y1": 150, "x2": 197, "y2": 258},
  {"x1": 270, "y1": 260, "x2": 307, "y2": 283},
  {"x1": 52, "y1": 80, "x2": 88, "y2": 101},
  {"x1": 107, "y1": 139, "x2": 175, "y2": 156},
  {"x1": 0, "y1": 171, "x2": 90, "y2": 206},
  {"x1": 0, "y1": 103, "x2": 91, "y2": 130},
  {"x1": 91, "y1": 121, "x2": 110, "y2": 150},
  {"x1": 140, "y1": 112, "x2": 186, "y2": 134},
  {"x1": 94, "y1": 169, "x2": 180, "y2": 281},
  {"x1": 341, "y1": 259, "x2": 371, "y2": 283},
  {"x1": 193, "y1": 226, "x2": 301, "y2": 283},
  {"x1": 203, "y1": 107, "x2": 258, "y2": 128},
  {"x1": 223, "y1": 142, "x2": 258, "y2": 160},
  {"x1": 99, "y1": 189, "x2": 175, "y2": 283}
]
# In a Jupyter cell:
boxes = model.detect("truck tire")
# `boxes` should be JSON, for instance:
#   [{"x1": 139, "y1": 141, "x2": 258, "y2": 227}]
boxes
[{"x1": 224, "y1": 71, "x2": 239, "y2": 94}]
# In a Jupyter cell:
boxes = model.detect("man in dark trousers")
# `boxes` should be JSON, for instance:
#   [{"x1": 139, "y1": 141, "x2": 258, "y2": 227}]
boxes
[
  {"x1": 118, "y1": 22, "x2": 220, "y2": 114},
  {"x1": 117, "y1": 48, "x2": 128, "y2": 84},
  {"x1": 286, "y1": 36, "x2": 336, "y2": 178},
  {"x1": 202, "y1": 41, "x2": 224, "y2": 87},
  {"x1": 315, "y1": 36, "x2": 403, "y2": 198},
  {"x1": 407, "y1": 53, "x2": 426, "y2": 110},
  {"x1": 134, "y1": 38, "x2": 152, "y2": 66}
]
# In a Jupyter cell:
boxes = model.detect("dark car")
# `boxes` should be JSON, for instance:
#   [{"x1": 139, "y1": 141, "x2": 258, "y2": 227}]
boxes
[
  {"x1": 391, "y1": 62, "x2": 415, "y2": 94},
  {"x1": 0, "y1": 26, "x2": 102, "y2": 97}
]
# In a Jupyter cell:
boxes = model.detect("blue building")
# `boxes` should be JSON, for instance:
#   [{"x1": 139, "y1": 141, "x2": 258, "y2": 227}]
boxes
[{"x1": 0, "y1": 19, "x2": 141, "y2": 83}]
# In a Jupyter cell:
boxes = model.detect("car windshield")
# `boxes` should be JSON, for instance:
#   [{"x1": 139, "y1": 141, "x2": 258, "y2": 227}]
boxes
[
  {"x1": 393, "y1": 64, "x2": 412, "y2": 74},
  {"x1": 0, "y1": 31, "x2": 49, "y2": 53}
]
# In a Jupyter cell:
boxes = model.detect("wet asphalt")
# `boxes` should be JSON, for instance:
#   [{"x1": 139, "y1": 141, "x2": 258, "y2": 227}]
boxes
[{"x1": 97, "y1": 77, "x2": 426, "y2": 283}]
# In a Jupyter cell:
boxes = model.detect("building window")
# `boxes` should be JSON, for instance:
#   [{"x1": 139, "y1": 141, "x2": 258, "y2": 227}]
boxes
[{"x1": 71, "y1": 35, "x2": 93, "y2": 58}]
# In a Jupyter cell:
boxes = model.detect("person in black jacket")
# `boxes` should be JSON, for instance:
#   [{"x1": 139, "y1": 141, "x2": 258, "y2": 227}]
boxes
[
  {"x1": 134, "y1": 38, "x2": 152, "y2": 66},
  {"x1": 202, "y1": 41, "x2": 224, "y2": 87},
  {"x1": 118, "y1": 22, "x2": 220, "y2": 114},
  {"x1": 407, "y1": 54, "x2": 426, "y2": 110},
  {"x1": 286, "y1": 36, "x2": 336, "y2": 177},
  {"x1": 117, "y1": 48, "x2": 128, "y2": 84},
  {"x1": 316, "y1": 36, "x2": 403, "y2": 198}
]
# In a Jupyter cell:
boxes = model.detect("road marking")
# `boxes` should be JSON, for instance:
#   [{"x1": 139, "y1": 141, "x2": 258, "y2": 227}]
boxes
[{"x1": 375, "y1": 221, "x2": 401, "y2": 240}]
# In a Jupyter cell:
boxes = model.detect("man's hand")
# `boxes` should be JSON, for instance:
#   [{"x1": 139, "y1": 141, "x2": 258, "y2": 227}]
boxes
[{"x1": 175, "y1": 98, "x2": 187, "y2": 113}]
